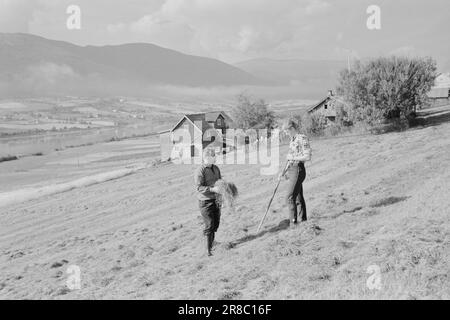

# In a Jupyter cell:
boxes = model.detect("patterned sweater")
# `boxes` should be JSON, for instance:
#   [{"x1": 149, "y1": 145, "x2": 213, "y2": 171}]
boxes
[{"x1": 287, "y1": 134, "x2": 312, "y2": 163}]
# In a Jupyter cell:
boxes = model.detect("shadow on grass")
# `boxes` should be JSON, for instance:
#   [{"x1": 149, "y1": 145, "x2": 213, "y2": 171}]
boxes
[
  {"x1": 411, "y1": 106, "x2": 450, "y2": 128},
  {"x1": 370, "y1": 196, "x2": 410, "y2": 208},
  {"x1": 227, "y1": 219, "x2": 291, "y2": 249},
  {"x1": 0, "y1": 155, "x2": 18, "y2": 163},
  {"x1": 368, "y1": 106, "x2": 450, "y2": 134}
]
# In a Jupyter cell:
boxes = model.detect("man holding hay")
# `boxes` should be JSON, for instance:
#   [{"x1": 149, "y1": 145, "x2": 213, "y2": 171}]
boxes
[{"x1": 195, "y1": 147, "x2": 223, "y2": 257}]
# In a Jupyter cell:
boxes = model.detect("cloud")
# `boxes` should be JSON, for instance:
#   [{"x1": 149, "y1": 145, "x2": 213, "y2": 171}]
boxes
[
  {"x1": 0, "y1": 0, "x2": 37, "y2": 32},
  {"x1": 3, "y1": 0, "x2": 449, "y2": 67},
  {"x1": 105, "y1": 0, "x2": 331, "y2": 61},
  {"x1": 0, "y1": 61, "x2": 82, "y2": 96},
  {"x1": 0, "y1": 0, "x2": 71, "y2": 33},
  {"x1": 305, "y1": 0, "x2": 330, "y2": 15},
  {"x1": 26, "y1": 62, "x2": 79, "y2": 85}
]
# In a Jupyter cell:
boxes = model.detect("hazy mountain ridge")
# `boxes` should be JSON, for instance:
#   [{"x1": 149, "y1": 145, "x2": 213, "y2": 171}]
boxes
[
  {"x1": 0, "y1": 33, "x2": 264, "y2": 97},
  {"x1": 234, "y1": 58, "x2": 348, "y2": 97}
]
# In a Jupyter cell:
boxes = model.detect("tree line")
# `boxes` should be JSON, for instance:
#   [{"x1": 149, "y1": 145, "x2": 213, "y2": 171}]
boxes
[{"x1": 231, "y1": 56, "x2": 437, "y2": 135}]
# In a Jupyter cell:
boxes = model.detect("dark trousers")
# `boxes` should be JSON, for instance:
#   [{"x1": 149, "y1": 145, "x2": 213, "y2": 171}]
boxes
[
  {"x1": 285, "y1": 162, "x2": 307, "y2": 222},
  {"x1": 199, "y1": 200, "x2": 221, "y2": 236}
]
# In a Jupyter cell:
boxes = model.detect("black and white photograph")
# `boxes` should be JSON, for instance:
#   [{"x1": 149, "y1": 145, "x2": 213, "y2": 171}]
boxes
[{"x1": 0, "y1": 0, "x2": 449, "y2": 303}]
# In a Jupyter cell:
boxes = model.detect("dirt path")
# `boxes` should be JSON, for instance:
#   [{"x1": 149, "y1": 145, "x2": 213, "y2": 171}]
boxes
[{"x1": 1, "y1": 111, "x2": 449, "y2": 299}]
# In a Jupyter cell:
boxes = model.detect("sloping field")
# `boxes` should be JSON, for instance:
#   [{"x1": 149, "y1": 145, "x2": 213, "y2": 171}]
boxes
[{"x1": 0, "y1": 108, "x2": 449, "y2": 299}]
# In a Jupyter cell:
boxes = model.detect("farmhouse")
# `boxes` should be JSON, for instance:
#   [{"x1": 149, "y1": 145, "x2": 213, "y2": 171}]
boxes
[
  {"x1": 169, "y1": 111, "x2": 234, "y2": 159},
  {"x1": 308, "y1": 90, "x2": 338, "y2": 123}
]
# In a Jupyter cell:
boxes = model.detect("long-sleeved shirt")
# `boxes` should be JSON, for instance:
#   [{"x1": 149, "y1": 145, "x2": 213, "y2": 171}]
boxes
[
  {"x1": 194, "y1": 164, "x2": 222, "y2": 200},
  {"x1": 287, "y1": 134, "x2": 312, "y2": 163}
]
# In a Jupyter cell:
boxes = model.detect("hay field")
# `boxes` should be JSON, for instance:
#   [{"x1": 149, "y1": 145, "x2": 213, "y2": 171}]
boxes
[{"x1": 0, "y1": 106, "x2": 449, "y2": 299}]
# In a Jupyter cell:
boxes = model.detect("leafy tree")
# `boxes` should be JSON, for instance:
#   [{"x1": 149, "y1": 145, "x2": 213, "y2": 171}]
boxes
[
  {"x1": 283, "y1": 112, "x2": 327, "y2": 136},
  {"x1": 336, "y1": 56, "x2": 437, "y2": 125},
  {"x1": 231, "y1": 93, "x2": 276, "y2": 129}
]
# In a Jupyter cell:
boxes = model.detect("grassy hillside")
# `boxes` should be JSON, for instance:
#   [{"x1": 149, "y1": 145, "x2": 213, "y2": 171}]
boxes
[{"x1": 0, "y1": 106, "x2": 449, "y2": 299}]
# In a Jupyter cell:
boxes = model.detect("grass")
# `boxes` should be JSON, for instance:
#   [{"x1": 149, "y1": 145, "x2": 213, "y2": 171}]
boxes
[{"x1": 1, "y1": 105, "x2": 449, "y2": 300}]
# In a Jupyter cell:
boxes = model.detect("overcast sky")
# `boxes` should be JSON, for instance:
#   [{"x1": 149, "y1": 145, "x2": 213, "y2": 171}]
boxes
[{"x1": 1, "y1": 0, "x2": 449, "y2": 68}]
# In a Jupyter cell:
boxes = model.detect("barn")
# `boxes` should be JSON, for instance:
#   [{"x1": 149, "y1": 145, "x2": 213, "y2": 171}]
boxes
[
  {"x1": 168, "y1": 111, "x2": 234, "y2": 159},
  {"x1": 308, "y1": 90, "x2": 338, "y2": 123},
  {"x1": 427, "y1": 87, "x2": 450, "y2": 107}
]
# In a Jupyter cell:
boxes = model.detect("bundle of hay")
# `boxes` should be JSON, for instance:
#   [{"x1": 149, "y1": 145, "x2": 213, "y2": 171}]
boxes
[{"x1": 214, "y1": 179, "x2": 238, "y2": 212}]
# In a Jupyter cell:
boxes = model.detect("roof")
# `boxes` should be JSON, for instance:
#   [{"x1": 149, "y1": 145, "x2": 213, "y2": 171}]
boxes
[
  {"x1": 308, "y1": 96, "x2": 331, "y2": 113},
  {"x1": 171, "y1": 111, "x2": 232, "y2": 133},
  {"x1": 205, "y1": 111, "x2": 235, "y2": 126},
  {"x1": 204, "y1": 112, "x2": 224, "y2": 122},
  {"x1": 427, "y1": 87, "x2": 450, "y2": 99},
  {"x1": 171, "y1": 116, "x2": 212, "y2": 133}
]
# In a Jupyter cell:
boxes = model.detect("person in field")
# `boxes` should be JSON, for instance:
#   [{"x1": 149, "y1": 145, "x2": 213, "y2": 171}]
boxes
[
  {"x1": 280, "y1": 120, "x2": 312, "y2": 225},
  {"x1": 194, "y1": 147, "x2": 222, "y2": 256}
]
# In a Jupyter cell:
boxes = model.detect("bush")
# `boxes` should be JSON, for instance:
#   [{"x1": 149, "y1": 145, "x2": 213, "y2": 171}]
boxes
[
  {"x1": 285, "y1": 114, "x2": 303, "y2": 131},
  {"x1": 337, "y1": 56, "x2": 437, "y2": 125},
  {"x1": 282, "y1": 112, "x2": 332, "y2": 137},
  {"x1": 231, "y1": 93, "x2": 276, "y2": 130},
  {"x1": 323, "y1": 123, "x2": 343, "y2": 136},
  {"x1": 302, "y1": 112, "x2": 328, "y2": 135}
]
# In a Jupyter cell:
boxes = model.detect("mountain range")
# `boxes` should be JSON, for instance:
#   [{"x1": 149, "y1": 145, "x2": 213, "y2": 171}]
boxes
[
  {"x1": 0, "y1": 33, "x2": 352, "y2": 99},
  {"x1": 0, "y1": 33, "x2": 263, "y2": 97},
  {"x1": 234, "y1": 58, "x2": 348, "y2": 98}
]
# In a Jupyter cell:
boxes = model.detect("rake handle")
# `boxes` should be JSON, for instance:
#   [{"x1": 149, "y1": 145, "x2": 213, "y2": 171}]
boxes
[{"x1": 256, "y1": 161, "x2": 290, "y2": 233}]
